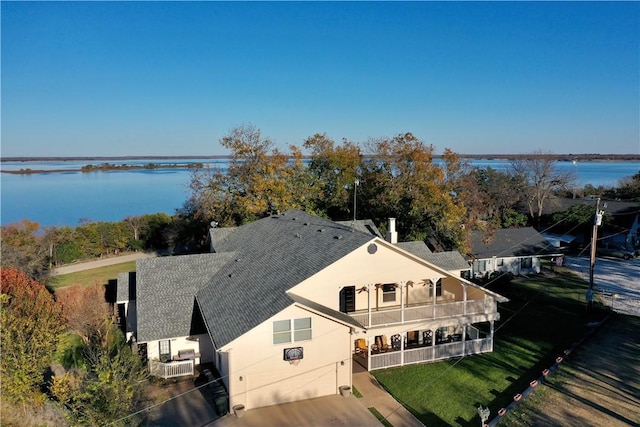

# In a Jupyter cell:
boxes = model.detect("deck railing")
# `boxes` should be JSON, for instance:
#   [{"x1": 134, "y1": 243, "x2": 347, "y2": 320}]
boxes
[
  {"x1": 149, "y1": 359, "x2": 195, "y2": 379},
  {"x1": 351, "y1": 299, "x2": 490, "y2": 327},
  {"x1": 366, "y1": 337, "x2": 492, "y2": 370}
]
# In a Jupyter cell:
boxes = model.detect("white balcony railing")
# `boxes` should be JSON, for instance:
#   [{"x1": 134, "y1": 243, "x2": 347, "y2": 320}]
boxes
[
  {"x1": 367, "y1": 337, "x2": 492, "y2": 371},
  {"x1": 149, "y1": 359, "x2": 195, "y2": 379},
  {"x1": 350, "y1": 299, "x2": 490, "y2": 328}
]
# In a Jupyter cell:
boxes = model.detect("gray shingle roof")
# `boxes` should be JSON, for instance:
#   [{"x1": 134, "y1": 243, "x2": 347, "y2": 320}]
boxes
[
  {"x1": 196, "y1": 210, "x2": 375, "y2": 348},
  {"x1": 335, "y1": 219, "x2": 383, "y2": 237},
  {"x1": 470, "y1": 227, "x2": 559, "y2": 259},
  {"x1": 396, "y1": 241, "x2": 433, "y2": 259},
  {"x1": 116, "y1": 272, "x2": 130, "y2": 303},
  {"x1": 422, "y1": 252, "x2": 471, "y2": 272},
  {"x1": 136, "y1": 252, "x2": 236, "y2": 342}
]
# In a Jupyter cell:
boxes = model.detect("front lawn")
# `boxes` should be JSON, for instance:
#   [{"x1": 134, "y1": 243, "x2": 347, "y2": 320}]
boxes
[{"x1": 373, "y1": 269, "x2": 598, "y2": 426}]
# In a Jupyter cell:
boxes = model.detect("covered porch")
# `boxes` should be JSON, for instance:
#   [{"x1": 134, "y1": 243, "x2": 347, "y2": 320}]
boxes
[{"x1": 353, "y1": 323, "x2": 494, "y2": 371}]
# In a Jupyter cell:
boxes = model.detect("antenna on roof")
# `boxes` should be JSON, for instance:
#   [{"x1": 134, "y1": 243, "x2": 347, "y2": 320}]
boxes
[{"x1": 351, "y1": 179, "x2": 360, "y2": 230}]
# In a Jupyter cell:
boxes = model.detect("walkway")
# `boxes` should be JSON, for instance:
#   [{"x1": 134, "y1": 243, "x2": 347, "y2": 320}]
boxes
[
  {"x1": 352, "y1": 362, "x2": 425, "y2": 427},
  {"x1": 51, "y1": 251, "x2": 157, "y2": 275}
]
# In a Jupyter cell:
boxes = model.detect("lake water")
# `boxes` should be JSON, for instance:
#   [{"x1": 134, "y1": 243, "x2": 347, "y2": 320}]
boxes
[{"x1": 1, "y1": 159, "x2": 638, "y2": 228}]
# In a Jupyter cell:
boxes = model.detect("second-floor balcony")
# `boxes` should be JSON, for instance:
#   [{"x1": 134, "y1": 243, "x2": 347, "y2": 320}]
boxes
[{"x1": 349, "y1": 298, "x2": 495, "y2": 328}]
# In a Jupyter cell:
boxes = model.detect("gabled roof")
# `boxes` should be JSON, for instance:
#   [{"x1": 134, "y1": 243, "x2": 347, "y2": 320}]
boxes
[
  {"x1": 196, "y1": 210, "x2": 375, "y2": 348},
  {"x1": 396, "y1": 241, "x2": 432, "y2": 258},
  {"x1": 335, "y1": 219, "x2": 383, "y2": 237},
  {"x1": 136, "y1": 252, "x2": 236, "y2": 342},
  {"x1": 288, "y1": 293, "x2": 365, "y2": 330},
  {"x1": 470, "y1": 227, "x2": 559, "y2": 260},
  {"x1": 422, "y1": 252, "x2": 471, "y2": 272}
]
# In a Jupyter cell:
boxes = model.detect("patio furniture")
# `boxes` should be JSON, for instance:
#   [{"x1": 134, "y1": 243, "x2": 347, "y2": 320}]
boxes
[
  {"x1": 375, "y1": 335, "x2": 390, "y2": 352},
  {"x1": 391, "y1": 334, "x2": 402, "y2": 350},
  {"x1": 422, "y1": 330, "x2": 433, "y2": 346},
  {"x1": 355, "y1": 338, "x2": 368, "y2": 357}
]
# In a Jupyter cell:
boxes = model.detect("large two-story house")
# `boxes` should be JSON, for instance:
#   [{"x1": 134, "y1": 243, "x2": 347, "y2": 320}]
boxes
[{"x1": 117, "y1": 210, "x2": 507, "y2": 413}]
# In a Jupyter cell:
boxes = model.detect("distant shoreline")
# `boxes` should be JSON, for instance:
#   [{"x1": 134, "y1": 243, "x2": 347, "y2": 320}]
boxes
[{"x1": 3, "y1": 153, "x2": 640, "y2": 162}]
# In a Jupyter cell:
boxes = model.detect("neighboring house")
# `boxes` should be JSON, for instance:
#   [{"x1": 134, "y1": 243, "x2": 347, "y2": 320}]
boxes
[
  {"x1": 118, "y1": 210, "x2": 507, "y2": 413},
  {"x1": 522, "y1": 196, "x2": 640, "y2": 251},
  {"x1": 468, "y1": 227, "x2": 561, "y2": 279}
]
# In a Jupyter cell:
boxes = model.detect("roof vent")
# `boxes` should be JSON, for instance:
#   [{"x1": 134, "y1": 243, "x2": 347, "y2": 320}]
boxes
[
  {"x1": 318, "y1": 228, "x2": 325, "y2": 232},
  {"x1": 304, "y1": 222, "x2": 309, "y2": 226},
  {"x1": 295, "y1": 233, "x2": 302, "y2": 238},
  {"x1": 335, "y1": 235, "x2": 343, "y2": 240}
]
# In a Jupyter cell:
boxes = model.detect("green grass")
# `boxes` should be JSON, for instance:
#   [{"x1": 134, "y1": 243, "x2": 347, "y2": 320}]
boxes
[
  {"x1": 368, "y1": 407, "x2": 394, "y2": 427},
  {"x1": 373, "y1": 269, "x2": 599, "y2": 427},
  {"x1": 47, "y1": 261, "x2": 136, "y2": 290},
  {"x1": 53, "y1": 332, "x2": 86, "y2": 368},
  {"x1": 352, "y1": 385, "x2": 363, "y2": 398}
]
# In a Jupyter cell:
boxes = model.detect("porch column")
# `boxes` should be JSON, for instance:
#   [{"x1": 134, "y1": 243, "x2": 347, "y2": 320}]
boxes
[
  {"x1": 490, "y1": 321, "x2": 495, "y2": 352},
  {"x1": 432, "y1": 279, "x2": 437, "y2": 319},
  {"x1": 463, "y1": 284, "x2": 468, "y2": 315},
  {"x1": 462, "y1": 324, "x2": 467, "y2": 356},
  {"x1": 400, "y1": 281, "x2": 405, "y2": 324},
  {"x1": 367, "y1": 284, "x2": 372, "y2": 328},
  {"x1": 367, "y1": 336, "x2": 372, "y2": 371}
]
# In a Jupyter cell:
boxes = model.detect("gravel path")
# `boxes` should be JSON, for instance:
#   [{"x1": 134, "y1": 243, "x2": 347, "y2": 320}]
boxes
[{"x1": 563, "y1": 256, "x2": 640, "y2": 316}]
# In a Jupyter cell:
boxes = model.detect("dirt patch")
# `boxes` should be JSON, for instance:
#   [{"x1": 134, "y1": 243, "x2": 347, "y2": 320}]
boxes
[{"x1": 506, "y1": 315, "x2": 640, "y2": 426}]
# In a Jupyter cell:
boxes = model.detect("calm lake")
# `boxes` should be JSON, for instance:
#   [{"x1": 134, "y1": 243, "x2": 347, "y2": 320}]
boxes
[{"x1": 1, "y1": 159, "x2": 638, "y2": 228}]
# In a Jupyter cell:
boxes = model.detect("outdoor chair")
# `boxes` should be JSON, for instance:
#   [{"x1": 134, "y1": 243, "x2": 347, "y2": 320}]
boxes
[
  {"x1": 375, "y1": 335, "x2": 390, "y2": 352},
  {"x1": 355, "y1": 338, "x2": 368, "y2": 357},
  {"x1": 422, "y1": 330, "x2": 433, "y2": 346},
  {"x1": 391, "y1": 334, "x2": 402, "y2": 350}
]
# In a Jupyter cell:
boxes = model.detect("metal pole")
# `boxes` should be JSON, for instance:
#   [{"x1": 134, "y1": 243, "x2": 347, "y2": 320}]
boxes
[
  {"x1": 589, "y1": 198, "x2": 601, "y2": 290},
  {"x1": 353, "y1": 179, "x2": 359, "y2": 223}
]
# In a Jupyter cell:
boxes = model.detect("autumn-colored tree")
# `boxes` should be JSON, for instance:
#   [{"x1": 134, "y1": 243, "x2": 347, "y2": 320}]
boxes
[
  {"x1": 56, "y1": 283, "x2": 112, "y2": 346},
  {"x1": 360, "y1": 132, "x2": 467, "y2": 251},
  {"x1": 458, "y1": 167, "x2": 528, "y2": 230},
  {"x1": 1, "y1": 268, "x2": 64, "y2": 405},
  {"x1": 303, "y1": 133, "x2": 362, "y2": 218},
  {"x1": 0, "y1": 220, "x2": 49, "y2": 279},
  {"x1": 187, "y1": 125, "x2": 324, "y2": 226}
]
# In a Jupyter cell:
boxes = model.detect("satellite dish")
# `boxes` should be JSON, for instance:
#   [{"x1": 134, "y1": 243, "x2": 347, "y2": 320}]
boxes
[{"x1": 210, "y1": 221, "x2": 218, "y2": 228}]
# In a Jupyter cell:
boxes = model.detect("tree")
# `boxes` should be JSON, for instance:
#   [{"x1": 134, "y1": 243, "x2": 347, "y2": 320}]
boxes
[
  {"x1": 457, "y1": 167, "x2": 528, "y2": 229},
  {"x1": 0, "y1": 220, "x2": 49, "y2": 279},
  {"x1": 187, "y1": 125, "x2": 325, "y2": 226},
  {"x1": 510, "y1": 151, "x2": 576, "y2": 223},
  {"x1": 359, "y1": 132, "x2": 467, "y2": 251},
  {"x1": 51, "y1": 324, "x2": 148, "y2": 427},
  {"x1": 56, "y1": 283, "x2": 112, "y2": 346},
  {"x1": 303, "y1": 133, "x2": 362, "y2": 218},
  {"x1": 1, "y1": 268, "x2": 64, "y2": 405}
]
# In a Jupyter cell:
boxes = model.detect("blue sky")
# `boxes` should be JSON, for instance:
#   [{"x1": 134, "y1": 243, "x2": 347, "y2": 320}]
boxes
[{"x1": 1, "y1": 1, "x2": 638, "y2": 157}]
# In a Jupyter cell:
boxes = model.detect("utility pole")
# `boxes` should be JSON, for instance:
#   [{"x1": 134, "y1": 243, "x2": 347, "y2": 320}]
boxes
[
  {"x1": 589, "y1": 198, "x2": 604, "y2": 290},
  {"x1": 352, "y1": 179, "x2": 360, "y2": 223}
]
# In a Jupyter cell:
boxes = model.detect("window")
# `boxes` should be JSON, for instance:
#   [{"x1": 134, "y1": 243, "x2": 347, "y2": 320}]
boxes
[
  {"x1": 429, "y1": 279, "x2": 442, "y2": 297},
  {"x1": 273, "y1": 317, "x2": 312, "y2": 344},
  {"x1": 382, "y1": 284, "x2": 396, "y2": 302},
  {"x1": 521, "y1": 257, "x2": 532, "y2": 269},
  {"x1": 497, "y1": 258, "x2": 504, "y2": 267},
  {"x1": 294, "y1": 318, "x2": 312, "y2": 341},
  {"x1": 159, "y1": 340, "x2": 171, "y2": 362}
]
